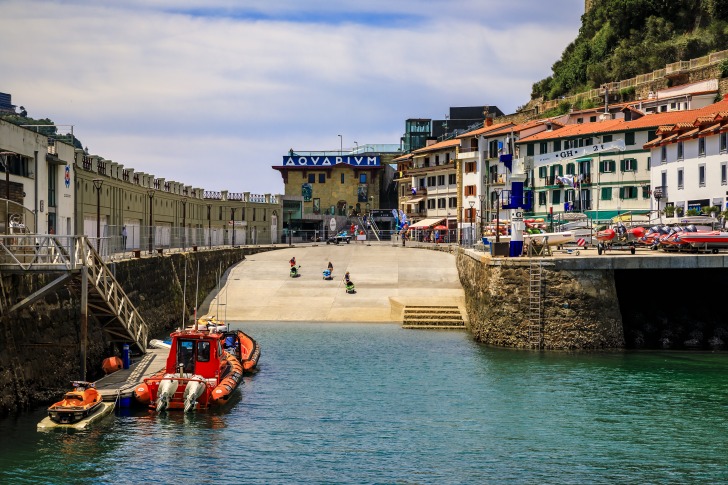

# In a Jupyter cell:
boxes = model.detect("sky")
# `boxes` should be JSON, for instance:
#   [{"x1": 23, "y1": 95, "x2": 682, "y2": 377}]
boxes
[{"x1": 1, "y1": 0, "x2": 584, "y2": 195}]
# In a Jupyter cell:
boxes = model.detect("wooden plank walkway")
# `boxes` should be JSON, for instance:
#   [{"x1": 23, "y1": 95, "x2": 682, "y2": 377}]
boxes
[{"x1": 95, "y1": 348, "x2": 169, "y2": 402}]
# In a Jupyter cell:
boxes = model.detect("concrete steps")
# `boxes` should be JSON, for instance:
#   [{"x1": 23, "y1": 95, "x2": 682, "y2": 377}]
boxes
[{"x1": 402, "y1": 305, "x2": 465, "y2": 329}]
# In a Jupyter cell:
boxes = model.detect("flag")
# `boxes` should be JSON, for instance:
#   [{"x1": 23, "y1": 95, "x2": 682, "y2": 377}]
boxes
[{"x1": 500, "y1": 154, "x2": 513, "y2": 172}]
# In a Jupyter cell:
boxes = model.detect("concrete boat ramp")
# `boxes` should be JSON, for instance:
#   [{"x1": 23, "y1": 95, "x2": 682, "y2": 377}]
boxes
[{"x1": 210, "y1": 243, "x2": 467, "y2": 326}]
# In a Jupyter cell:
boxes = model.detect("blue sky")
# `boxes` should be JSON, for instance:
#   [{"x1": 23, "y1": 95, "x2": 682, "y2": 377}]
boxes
[{"x1": 0, "y1": 0, "x2": 584, "y2": 194}]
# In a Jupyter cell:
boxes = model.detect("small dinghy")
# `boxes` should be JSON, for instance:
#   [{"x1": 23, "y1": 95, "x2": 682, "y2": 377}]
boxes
[{"x1": 47, "y1": 381, "x2": 103, "y2": 424}]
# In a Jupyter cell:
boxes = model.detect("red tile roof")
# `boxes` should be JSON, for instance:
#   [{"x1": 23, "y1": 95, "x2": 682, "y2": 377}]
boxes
[
  {"x1": 456, "y1": 122, "x2": 514, "y2": 138},
  {"x1": 411, "y1": 138, "x2": 461, "y2": 155}
]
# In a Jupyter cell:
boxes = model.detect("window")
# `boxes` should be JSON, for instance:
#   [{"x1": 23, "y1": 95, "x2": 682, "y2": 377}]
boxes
[
  {"x1": 565, "y1": 163, "x2": 575, "y2": 175},
  {"x1": 648, "y1": 130, "x2": 657, "y2": 142},
  {"x1": 721, "y1": 133, "x2": 727, "y2": 153},
  {"x1": 625, "y1": 132, "x2": 635, "y2": 146},
  {"x1": 341, "y1": 173, "x2": 345, "y2": 184},
  {"x1": 699, "y1": 138, "x2": 706, "y2": 157},
  {"x1": 554, "y1": 140, "x2": 561, "y2": 151},
  {"x1": 465, "y1": 185, "x2": 476, "y2": 196},
  {"x1": 584, "y1": 137, "x2": 593, "y2": 146},
  {"x1": 435, "y1": 155, "x2": 440, "y2": 166},
  {"x1": 539, "y1": 142, "x2": 547, "y2": 154},
  {"x1": 538, "y1": 166, "x2": 547, "y2": 178},
  {"x1": 437, "y1": 198, "x2": 446, "y2": 209},
  {"x1": 552, "y1": 190, "x2": 561, "y2": 204},
  {"x1": 677, "y1": 168, "x2": 684, "y2": 189},
  {"x1": 647, "y1": 156, "x2": 651, "y2": 169},
  {"x1": 427, "y1": 176, "x2": 436, "y2": 187},
  {"x1": 465, "y1": 161, "x2": 476, "y2": 173},
  {"x1": 621, "y1": 158, "x2": 637, "y2": 172},
  {"x1": 527, "y1": 144, "x2": 534, "y2": 156},
  {"x1": 308, "y1": 174, "x2": 315, "y2": 183},
  {"x1": 538, "y1": 192, "x2": 547, "y2": 206},
  {"x1": 319, "y1": 173, "x2": 326, "y2": 183},
  {"x1": 48, "y1": 164, "x2": 57, "y2": 208},
  {"x1": 603, "y1": 135, "x2": 613, "y2": 143},
  {"x1": 449, "y1": 197, "x2": 457, "y2": 208},
  {"x1": 565, "y1": 189, "x2": 575, "y2": 202},
  {"x1": 600, "y1": 160, "x2": 616, "y2": 173},
  {"x1": 722, "y1": 163, "x2": 727, "y2": 185},
  {"x1": 699, "y1": 164, "x2": 706, "y2": 187},
  {"x1": 590, "y1": 116, "x2": 597, "y2": 122},
  {"x1": 197, "y1": 341, "x2": 210, "y2": 362},
  {"x1": 677, "y1": 142, "x2": 684, "y2": 160},
  {"x1": 577, "y1": 118, "x2": 583, "y2": 124},
  {"x1": 437, "y1": 175, "x2": 445, "y2": 186},
  {"x1": 601, "y1": 187, "x2": 612, "y2": 200},
  {"x1": 619, "y1": 186, "x2": 638, "y2": 199},
  {"x1": 359, "y1": 173, "x2": 367, "y2": 183},
  {"x1": 427, "y1": 199, "x2": 436, "y2": 209},
  {"x1": 642, "y1": 185, "x2": 650, "y2": 199},
  {"x1": 661, "y1": 146, "x2": 667, "y2": 164},
  {"x1": 448, "y1": 174, "x2": 456, "y2": 185}
]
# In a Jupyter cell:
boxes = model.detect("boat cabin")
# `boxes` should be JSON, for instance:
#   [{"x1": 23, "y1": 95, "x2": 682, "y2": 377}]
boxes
[{"x1": 166, "y1": 331, "x2": 223, "y2": 377}]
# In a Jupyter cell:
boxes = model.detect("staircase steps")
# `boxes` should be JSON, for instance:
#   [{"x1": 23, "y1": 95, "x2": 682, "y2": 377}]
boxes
[
  {"x1": 528, "y1": 259, "x2": 543, "y2": 349},
  {"x1": 402, "y1": 305, "x2": 465, "y2": 329}
]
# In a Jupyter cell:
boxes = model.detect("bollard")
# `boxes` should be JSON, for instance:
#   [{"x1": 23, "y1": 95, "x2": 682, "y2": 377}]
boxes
[{"x1": 122, "y1": 344, "x2": 131, "y2": 369}]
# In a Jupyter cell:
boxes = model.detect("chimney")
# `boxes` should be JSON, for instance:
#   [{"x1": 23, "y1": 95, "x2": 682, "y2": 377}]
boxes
[{"x1": 484, "y1": 118, "x2": 493, "y2": 127}]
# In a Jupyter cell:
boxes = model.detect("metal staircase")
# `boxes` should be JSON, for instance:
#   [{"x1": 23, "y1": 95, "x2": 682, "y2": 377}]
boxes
[
  {"x1": 356, "y1": 215, "x2": 381, "y2": 242},
  {"x1": 0, "y1": 235, "x2": 148, "y2": 353},
  {"x1": 528, "y1": 258, "x2": 543, "y2": 349}
]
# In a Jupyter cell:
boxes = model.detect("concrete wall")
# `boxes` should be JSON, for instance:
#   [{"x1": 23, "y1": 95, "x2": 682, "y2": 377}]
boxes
[
  {"x1": 457, "y1": 250, "x2": 624, "y2": 349},
  {"x1": 0, "y1": 247, "x2": 277, "y2": 417}
]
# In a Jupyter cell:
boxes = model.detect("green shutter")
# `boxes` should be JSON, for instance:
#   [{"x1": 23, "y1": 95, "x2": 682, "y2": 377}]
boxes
[
  {"x1": 552, "y1": 190, "x2": 561, "y2": 204},
  {"x1": 599, "y1": 161, "x2": 605, "y2": 173},
  {"x1": 557, "y1": 165, "x2": 563, "y2": 176},
  {"x1": 601, "y1": 187, "x2": 612, "y2": 200},
  {"x1": 539, "y1": 166, "x2": 546, "y2": 178},
  {"x1": 619, "y1": 187, "x2": 625, "y2": 199},
  {"x1": 620, "y1": 159, "x2": 626, "y2": 172}
]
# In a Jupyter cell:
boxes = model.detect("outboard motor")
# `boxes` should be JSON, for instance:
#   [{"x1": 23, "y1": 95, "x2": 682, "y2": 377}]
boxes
[{"x1": 685, "y1": 224, "x2": 697, "y2": 232}]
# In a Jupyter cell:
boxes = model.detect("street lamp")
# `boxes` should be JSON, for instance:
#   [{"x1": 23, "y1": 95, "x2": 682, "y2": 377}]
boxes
[
  {"x1": 354, "y1": 141, "x2": 358, "y2": 153},
  {"x1": 0, "y1": 152, "x2": 16, "y2": 235},
  {"x1": 181, "y1": 196, "x2": 188, "y2": 251},
  {"x1": 494, "y1": 189, "x2": 502, "y2": 244},
  {"x1": 207, "y1": 204, "x2": 212, "y2": 249},
  {"x1": 469, "y1": 200, "x2": 475, "y2": 246},
  {"x1": 446, "y1": 211, "x2": 451, "y2": 243},
  {"x1": 230, "y1": 207, "x2": 236, "y2": 246},
  {"x1": 478, "y1": 193, "x2": 485, "y2": 243},
  {"x1": 147, "y1": 189, "x2": 154, "y2": 254},
  {"x1": 93, "y1": 179, "x2": 103, "y2": 252},
  {"x1": 338, "y1": 135, "x2": 342, "y2": 155}
]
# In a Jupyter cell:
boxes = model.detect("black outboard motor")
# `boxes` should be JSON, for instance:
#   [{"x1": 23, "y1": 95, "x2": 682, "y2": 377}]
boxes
[{"x1": 685, "y1": 224, "x2": 697, "y2": 232}]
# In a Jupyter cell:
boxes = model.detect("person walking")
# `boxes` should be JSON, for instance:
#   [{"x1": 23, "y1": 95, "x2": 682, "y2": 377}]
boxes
[{"x1": 121, "y1": 226, "x2": 128, "y2": 248}]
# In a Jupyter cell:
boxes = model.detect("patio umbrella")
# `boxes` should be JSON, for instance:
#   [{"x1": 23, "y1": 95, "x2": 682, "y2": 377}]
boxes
[{"x1": 433, "y1": 225, "x2": 447, "y2": 230}]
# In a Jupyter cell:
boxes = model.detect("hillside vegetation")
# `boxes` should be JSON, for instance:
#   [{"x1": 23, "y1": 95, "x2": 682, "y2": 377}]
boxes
[{"x1": 532, "y1": 0, "x2": 728, "y2": 100}]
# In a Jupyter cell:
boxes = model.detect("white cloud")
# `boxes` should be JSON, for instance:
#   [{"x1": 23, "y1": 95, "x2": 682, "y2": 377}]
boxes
[{"x1": 0, "y1": 0, "x2": 583, "y2": 193}]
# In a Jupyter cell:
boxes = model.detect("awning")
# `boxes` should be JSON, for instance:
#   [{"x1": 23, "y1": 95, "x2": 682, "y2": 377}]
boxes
[
  {"x1": 575, "y1": 157, "x2": 593, "y2": 162},
  {"x1": 584, "y1": 210, "x2": 649, "y2": 221},
  {"x1": 408, "y1": 218, "x2": 445, "y2": 229},
  {"x1": 406, "y1": 197, "x2": 424, "y2": 204}
]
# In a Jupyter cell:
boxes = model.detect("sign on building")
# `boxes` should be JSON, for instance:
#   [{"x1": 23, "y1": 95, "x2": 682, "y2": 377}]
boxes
[
  {"x1": 535, "y1": 140, "x2": 625, "y2": 165},
  {"x1": 282, "y1": 155, "x2": 381, "y2": 167}
]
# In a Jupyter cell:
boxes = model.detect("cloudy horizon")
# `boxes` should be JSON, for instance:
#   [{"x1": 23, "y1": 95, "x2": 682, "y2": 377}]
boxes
[{"x1": 1, "y1": 0, "x2": 584, "y2": 194}]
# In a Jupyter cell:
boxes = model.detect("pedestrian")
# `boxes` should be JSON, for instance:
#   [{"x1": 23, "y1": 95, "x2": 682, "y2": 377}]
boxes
[
  {"x1": 402, "y1": 231, "x2": 406, "y2": 247},
  {"x1": 435, "y1": 229, "x2": 440, "y2": 244},
  {"x1": 121, "y1": 225, "x2": 128, "y2": 248},
  {"x1": 328, "y1": 261, "x2": 333, "y2": 272}
]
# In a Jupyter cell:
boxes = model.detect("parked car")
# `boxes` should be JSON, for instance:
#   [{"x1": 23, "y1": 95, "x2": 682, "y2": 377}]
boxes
[{"x1": 326, "y1": 231, "x2": 351, "y2": 244}]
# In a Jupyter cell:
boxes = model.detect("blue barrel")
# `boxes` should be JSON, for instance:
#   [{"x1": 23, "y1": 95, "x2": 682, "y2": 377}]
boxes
[{"x1": 122, "y1": 344, "x2": 131, "y2": 369}]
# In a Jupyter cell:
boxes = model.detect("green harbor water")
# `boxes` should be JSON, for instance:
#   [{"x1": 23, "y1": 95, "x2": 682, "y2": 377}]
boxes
[{"x1": 1, "y1": 322, "x2": 727, "y2": 484}]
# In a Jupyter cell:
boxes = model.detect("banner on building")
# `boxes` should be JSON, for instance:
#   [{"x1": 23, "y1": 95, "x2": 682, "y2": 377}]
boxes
[{"x1": 534, "y1": 140, "x2": 625, "y2": 165}]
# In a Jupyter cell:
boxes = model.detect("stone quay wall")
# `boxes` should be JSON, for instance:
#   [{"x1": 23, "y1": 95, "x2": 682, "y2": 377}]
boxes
[
  {"x1": 0, "y1": 247, "x2": 277, "y2": 417},
  {"x1": 456, "y1": 250, "x2": 624, "y2": 349}
]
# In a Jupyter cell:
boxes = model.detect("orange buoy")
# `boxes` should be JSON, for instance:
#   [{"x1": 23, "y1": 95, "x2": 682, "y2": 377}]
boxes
[
  {"x1": 133, "y1": 383, "x2": 151, "y2": 404},
  {"x1": 102, "y1": 356, "x2": 123, "y2": 374}
]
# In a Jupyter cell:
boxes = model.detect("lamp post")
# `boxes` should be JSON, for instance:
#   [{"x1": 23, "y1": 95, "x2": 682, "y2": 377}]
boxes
[
  {"x1": 494, "y1": 189, "x2": 502, "y2": 244},
  {"x1": 147, "y1": 189, "x2": 154, "y2": 254},
  {"x1": 287, "y1": 209, "x2": 293, "y2": 247},
  {"x1": 230, "y1": 207, "x2": 236, "y2": 247},
  {"x1": 478, "y1": 193, "x2": 485, "y2": 243},
  {"x1": 338, "y1": 135, "x2": 342, "y2": 155},
  {"x1": 93, "y1": 179, "x2": 103, "y2": 252},
  {"x1": 207, "y1": 204, "x2": 212, "y2": 249},
  {"x1": 0, "y1": 152, "x2": 14, "y2": 236},
  {"x1": 469, "y1": 200, "x2": 475, "y2": 246},
  {"x1": 181, "y1": 196, "x2": 188, "y2": 251},
  {"x1": 446, "y1": 211, "x2": 451, "y2": 243},
  {"x1": 354, "y1": 141, "x2": 359, "y2": 153}
]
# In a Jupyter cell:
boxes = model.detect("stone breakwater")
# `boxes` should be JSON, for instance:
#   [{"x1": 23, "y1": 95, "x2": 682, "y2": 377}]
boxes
[
  {"x1": 456, "y1": 250, "x2": 624, "y2": 350},
  {"x1": 0, "y1": 248, "x2": 275, "y2": 417}
]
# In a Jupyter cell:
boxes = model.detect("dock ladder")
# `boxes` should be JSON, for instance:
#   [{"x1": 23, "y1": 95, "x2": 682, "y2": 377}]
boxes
[{"x1": 528, "y1": 258, "x2": 543, "y2": 349}]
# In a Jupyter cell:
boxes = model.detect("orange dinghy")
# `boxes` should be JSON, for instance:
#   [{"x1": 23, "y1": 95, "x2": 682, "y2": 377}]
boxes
[
  {"x1": 221, "y1": 329, "x2": 261, "y2": 373},
  {"x1": 134, "y1": 323, "x2": 258, "y2": 412},
  {"x1": 47, "y1": 381, "x2": 103, "y2": 424}
]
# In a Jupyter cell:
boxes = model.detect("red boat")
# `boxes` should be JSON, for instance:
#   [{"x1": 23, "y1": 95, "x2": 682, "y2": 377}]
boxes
[
  {"x1": 134, "y1": 323, "x2": 259, "y2": 412},
  {"x1": 596, "y1": 228, "x2": 616, "y2": 241},
  {"x1": 677, "y1": 231, "x2": 728, "y2": 251}
]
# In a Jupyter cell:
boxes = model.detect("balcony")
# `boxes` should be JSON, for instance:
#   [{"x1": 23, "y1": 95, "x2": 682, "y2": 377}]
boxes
[{"x1": 489, "y1": 174, "x2": 505, "y2": 185}]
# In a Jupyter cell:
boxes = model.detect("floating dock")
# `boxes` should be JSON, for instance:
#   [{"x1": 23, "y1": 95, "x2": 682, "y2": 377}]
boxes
[
  {"x1": 95, "y1": 347, "x2": 170, "y2": 404},
  {"x1": 37, "y1": 402, "x2": 115, "y2": 431}
]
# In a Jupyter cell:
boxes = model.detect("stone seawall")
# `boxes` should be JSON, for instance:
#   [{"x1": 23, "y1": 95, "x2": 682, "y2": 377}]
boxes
[
  {"x1": 457, "y1": 250, "x2": 624, "y2": 349},
  {"x1": 0, "y1": 247, "x2": 278, "y2": 417}
]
